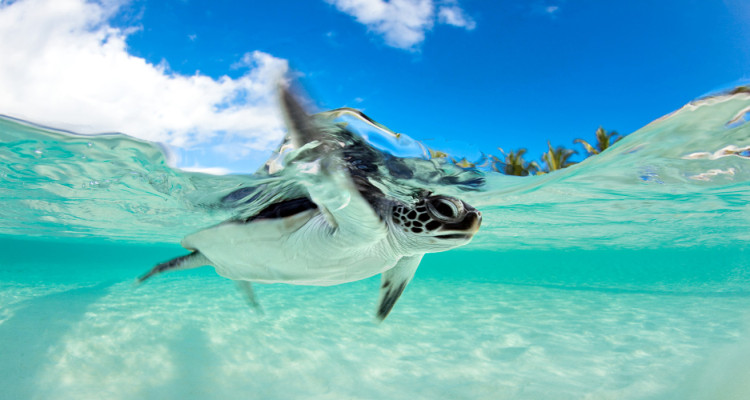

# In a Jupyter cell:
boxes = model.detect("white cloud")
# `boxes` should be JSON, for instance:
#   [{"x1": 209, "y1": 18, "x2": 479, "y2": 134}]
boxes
[
  {"x1": 437, "y1": 4, "x2": 476, "y2": 30},
  {"x1": 325, "y1": 0, "x2": 474, "y2": 50},
  {"x1": 0, "y1": 0, "x2": 288, "y2": 172}
]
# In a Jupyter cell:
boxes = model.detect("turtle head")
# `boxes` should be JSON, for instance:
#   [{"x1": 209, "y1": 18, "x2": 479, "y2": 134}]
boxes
[{"x1": 388, "y1": 193, "x2": 482, "y2": 253}]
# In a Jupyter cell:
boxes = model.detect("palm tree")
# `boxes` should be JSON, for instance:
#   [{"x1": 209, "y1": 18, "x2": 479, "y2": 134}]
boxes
[
  {"x1": 451, "y1": 157, "x2": 476, "y2": 168},
  {"x1": 574, "y1": 126, "x2": 622, "y2": 157},
  {"x1": 428, "y1": 148, "x2": 449, "y2": 159},
  {"x1": 492, "y1": 148, "x2": 539, "y2": 176},
  {"x1": 541, "y1": 141, "x2": 577, "y2": 172}
]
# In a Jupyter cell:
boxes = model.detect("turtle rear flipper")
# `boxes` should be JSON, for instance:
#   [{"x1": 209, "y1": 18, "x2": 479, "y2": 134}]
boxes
[
  {"x1": 236, "y1": 280, "x2": 264, "y2": 314},
  {"x1": 136, "y1": 251, "x2": 211, "y2": 284}
]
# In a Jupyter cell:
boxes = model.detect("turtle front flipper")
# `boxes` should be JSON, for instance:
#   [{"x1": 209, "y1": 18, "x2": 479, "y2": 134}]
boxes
[
  {"x1": 279, "y1": 85, "x2": 387, "y2": 246},
  {"x1": 136, "y1": 251, "x2": 211, "y2": 284},
  {"x1": 376, "y1": 254, "x2": 423, "y2": 321},
  {"x1": 280, "y1": 86, "x2": 328, "y2": 150}
]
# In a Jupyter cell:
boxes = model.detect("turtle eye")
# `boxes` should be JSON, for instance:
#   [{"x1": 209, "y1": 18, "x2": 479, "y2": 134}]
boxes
[{"x1": 427, "y1": 197, "x2": 463, "y2": 221}]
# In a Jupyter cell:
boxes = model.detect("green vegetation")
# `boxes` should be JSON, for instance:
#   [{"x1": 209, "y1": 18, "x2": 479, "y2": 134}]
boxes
[
  {"x1": 574, "y1": 126, "x2": 622, "y2": 156},
  {"x1": 540, "y1": 141, "x2": 577, "y2": 173},
  {"x1": 491, "y1": 148, "x2": 539, "y2": 176},
  {"x1": 331, "y1": 107, "x2": 624, "y2": 176},
  {"x1": 437, "y1": 126, "x2": 626, "y2": 175}
]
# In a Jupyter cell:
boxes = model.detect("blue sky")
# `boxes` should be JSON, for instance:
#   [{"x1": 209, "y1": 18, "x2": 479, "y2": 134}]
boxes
[{"x1": 1, "y1": 0, "x2": 749, "y2": 172}]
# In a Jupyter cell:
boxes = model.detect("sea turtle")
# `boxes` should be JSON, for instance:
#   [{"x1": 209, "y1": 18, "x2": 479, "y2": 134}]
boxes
[{"x1": 138, "y1": 87, "x2": 482, "y2": 321}]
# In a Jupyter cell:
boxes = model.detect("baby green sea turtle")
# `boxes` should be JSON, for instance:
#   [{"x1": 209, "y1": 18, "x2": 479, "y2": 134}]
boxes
[{"x1": 138, "y1": 87, "x2": 482, "y2": 320}]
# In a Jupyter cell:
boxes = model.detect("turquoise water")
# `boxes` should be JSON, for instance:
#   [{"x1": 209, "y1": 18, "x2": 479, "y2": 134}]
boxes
[{"x1": 2, "y1": 90, "x2": 750, "y2": 399}]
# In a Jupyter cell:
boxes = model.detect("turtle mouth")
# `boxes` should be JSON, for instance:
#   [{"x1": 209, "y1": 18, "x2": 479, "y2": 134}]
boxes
[
  {"x1": 434, "y1": 211, "x2": 481, "y2": 240},
  {"x1": 435, "y1": 233, "x2": 472, "y2": 240}
]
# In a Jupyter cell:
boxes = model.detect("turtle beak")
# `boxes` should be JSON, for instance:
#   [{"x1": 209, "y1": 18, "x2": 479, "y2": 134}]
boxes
[
  {"x1": 436, "y1": 209, "x2": 482, "y2": 239},
  {"x1": 465, "y1": 210, "x2": 482, "y2": 233},
  {"x1": 459, "y1": 200, "x2": 482, "y2": 234}
]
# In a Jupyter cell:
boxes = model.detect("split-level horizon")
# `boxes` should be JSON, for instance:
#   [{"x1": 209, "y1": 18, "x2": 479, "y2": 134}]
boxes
[{"x1": 0, "y1": 0, "x2": 748, "y2": 173}]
